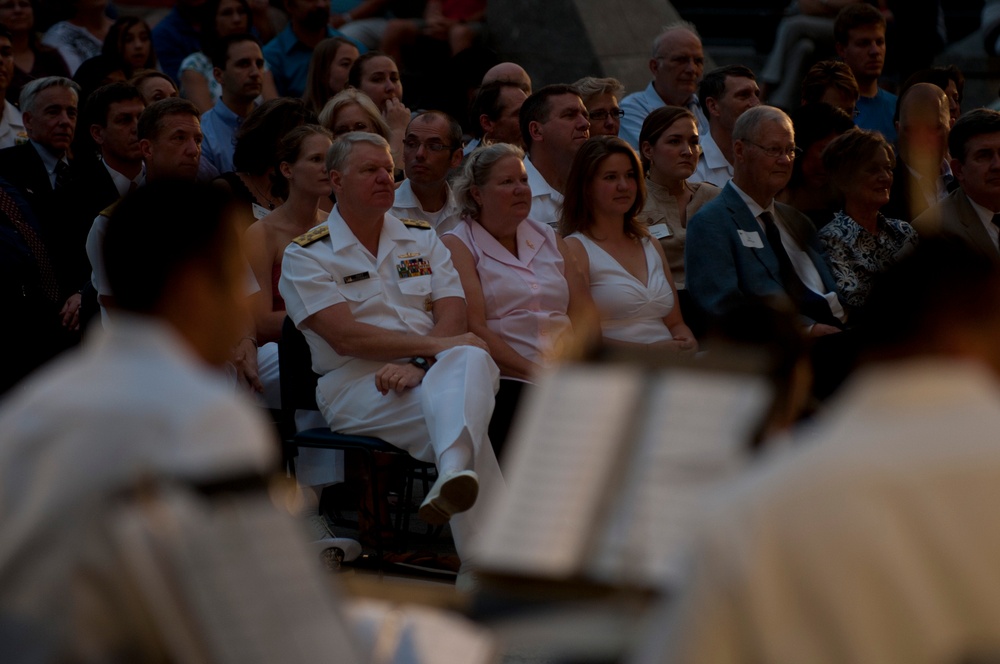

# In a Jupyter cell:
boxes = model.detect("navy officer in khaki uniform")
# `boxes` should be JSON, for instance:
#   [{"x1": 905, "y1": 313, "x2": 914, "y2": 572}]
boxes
[{"x1": 279, "y1": 132, "x2": 505, "y2": 575}]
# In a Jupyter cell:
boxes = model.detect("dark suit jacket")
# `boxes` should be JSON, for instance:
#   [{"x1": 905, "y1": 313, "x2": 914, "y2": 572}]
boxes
[
  {"x1": 912, "y1": 187, "x2": 999, "y2": 261},
  {"x1": 65, "y1": 158, "x2": 120, "y2": 226},
  {"x1": 0, "y1": 142, "x2": 92, "y2": 289},
  {"x1": 883, "y1": 159, "x2": 956, "y2": 223},
  {"x1": 686, "y1": 181, "x2": 840, "y2": 324},
  {"x1": 0, "y1": 179, "x2": 76, "y2": 394}
]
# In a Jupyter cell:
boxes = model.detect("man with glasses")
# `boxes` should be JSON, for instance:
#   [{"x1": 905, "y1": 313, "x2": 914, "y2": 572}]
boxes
[
  {"x1": 693, "y1": 65, "x2": 761, "y2": 188},
  {"x1": 390, "y1": 110, "x2": 464, "y2": 234},
  {"x1": 686, "y1": 105, "x2": 846, "y2": 337},
  {"x1": 574, "y1": 76, "x2": 625, "y2": 137},
  {"x1": 618, "y1": 23, "x2": 708, "y2": 149}
]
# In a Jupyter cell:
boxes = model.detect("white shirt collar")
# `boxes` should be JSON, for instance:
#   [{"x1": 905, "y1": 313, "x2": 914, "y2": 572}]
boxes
[
  {"x1": 29, "y1": 139, "x2": 68, "y2": 187},
  {"x1": 103, "y1": 159, "x2": 146, "y2": 198},
  {"x1": 729, "y1": 180, "x2": 774, "y2": 224},
  {"x1": 524, "y1": 155, "x2": 563, "y2": 202}
]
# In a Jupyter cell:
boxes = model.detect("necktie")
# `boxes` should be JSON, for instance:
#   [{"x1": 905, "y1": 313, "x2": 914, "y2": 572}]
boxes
[
  {"x1": 761, "y1": 211, "x2": 839, "y2": 327},
  {"x1": 760, "y1": 211, "x2": 803, "y2": 299},
  {"x1": 54, "y1": 160, "x2": 70, "y2": 191},
  {"x1": 0, "y1": 188, "x2": 60, "y2": 301},
  {"x1": 990, "y1": 214, "x2": 1000, "y2": 253},
  {"x1": 127, "y1": 179, "x2": 138, "y2": 195}
]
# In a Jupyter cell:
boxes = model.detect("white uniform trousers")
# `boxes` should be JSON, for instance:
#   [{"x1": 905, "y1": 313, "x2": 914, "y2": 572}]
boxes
[{"x1": 316, "y1": 345, "x2": 504, "y2": 565}]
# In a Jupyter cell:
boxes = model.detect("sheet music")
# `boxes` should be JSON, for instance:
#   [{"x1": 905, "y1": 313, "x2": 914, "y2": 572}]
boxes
[
  {"x1": 474, "y1": 365, "x2": 643, "y2": 577},
  {"x1": 111, "y1": 483, "x2": 363, "y2": 664},
  {"x1": 591, "y1": 369, "x2": 771, "y2": 587}
]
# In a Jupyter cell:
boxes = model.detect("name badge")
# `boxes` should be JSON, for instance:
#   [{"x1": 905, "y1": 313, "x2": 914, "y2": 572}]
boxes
[
  {"x1": 648, "y1": 223, "x2": 673, "y2": 239},
  {"x1": 738, "y1": 230, "x2": 764, "y2": 249},
  {"x1": 343, "y1": 271, "x2": 371, "y2": 283},
  {"x1": 397, "y1": 257, "x2": 432, "y2": 278},
  {"x1": 252, "y1": 203, "x2": 272, "y2": 220}
]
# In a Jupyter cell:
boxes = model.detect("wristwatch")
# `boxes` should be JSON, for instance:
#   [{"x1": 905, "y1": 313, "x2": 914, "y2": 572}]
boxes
[{"x1": 409, "y1": 357, "x2": 431, "y2": 372}]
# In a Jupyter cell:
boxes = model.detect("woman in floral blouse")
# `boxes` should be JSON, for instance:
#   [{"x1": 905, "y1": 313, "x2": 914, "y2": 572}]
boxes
[{"x1": 818, "y1": 128, "x2": 918, "y2": 318}]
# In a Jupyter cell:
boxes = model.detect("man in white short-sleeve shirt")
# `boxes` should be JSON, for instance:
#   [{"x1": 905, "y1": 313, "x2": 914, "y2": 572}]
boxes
[{"x1": 279, "y1": 132, "x2": 505, "y2": 571}]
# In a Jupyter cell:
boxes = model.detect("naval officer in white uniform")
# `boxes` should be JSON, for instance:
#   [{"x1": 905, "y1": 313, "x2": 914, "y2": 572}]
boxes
[{"x1": 279, "y1": 132, "x2": 505, "y2": 570}]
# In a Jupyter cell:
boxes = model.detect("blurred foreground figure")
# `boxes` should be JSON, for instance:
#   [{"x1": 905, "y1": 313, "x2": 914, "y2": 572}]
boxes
[
  {"x1": 634, "y1": 236, "x2": 1000, "y2": 664},
  {"x1": 0, "y1": 181, "x2": 359, "y2": 663}
]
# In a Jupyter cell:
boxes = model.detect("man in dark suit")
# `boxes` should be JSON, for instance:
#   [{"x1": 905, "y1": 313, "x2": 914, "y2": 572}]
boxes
[
  {"x1": 0, "y1": 77, "x2": 86, "y2": 305},
  {"x1": 0, "y1": 76, "x2": 78, "y2": 207},
  {"x1": 68, "y1": 82, "x2": 146, "y2": 326},
  {"x1": 913, "y1": 109, "x2": 1000, "y2": 261},
  {"x1": 73, "y1": 82, "x2": 145, "y2": 219},
  {"x1": 883, "y1": 82, "x2": 953, "y2": 222},
  {"x1": 687, "y1": 105, "x2": 846, "y2": 337}
]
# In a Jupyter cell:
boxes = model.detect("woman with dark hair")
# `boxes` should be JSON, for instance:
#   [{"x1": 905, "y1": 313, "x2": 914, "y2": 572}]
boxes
[
  {"x1": 563, "y1": 135, "x2": 698, "y2": 352},
  {"x1": 216, "y1": 97, "x2": 316, "y2": 229},
  {"x1": 818, "y1": 128, "x2": 917, "y2": 317},
  {"x1": 244, "y1": 124, "x2": 332, "y2": 405},
  {"x1": 178, "y1": 0, "x2": 277, "y2": 113},
  {"x1": 346, "y1": 51, "x2": 409, "y2": 154},
  {"x1": 0, "y1": 0, "x2": 69, "y2": 106},
  {"x1": 101, "y1": 16, "x2": 156, "y2": 76},
  {"x1": 129, "y1": 69, "x2": 178, "y2": 105},
  {"x1": 302, "y1": 36, "x2": 359, "y2": 115},
  {"x1": 637, "y1": 105, "x2": 719, "y2": 291},
  {"x1": 243, "y1": 124, "x2": 338, "y2": 537}
]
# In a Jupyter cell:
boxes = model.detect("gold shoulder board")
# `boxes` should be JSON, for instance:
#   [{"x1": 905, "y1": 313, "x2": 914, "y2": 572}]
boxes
[
  {"x1": 401, "y1": 218, "x2": 432, "y2": 230},
  {"x1": 99, "y1": 200, "x2": 120, "y2": 218},
  {"x1": 292, "y1": 224, "x2": 330, "y2": 246}
]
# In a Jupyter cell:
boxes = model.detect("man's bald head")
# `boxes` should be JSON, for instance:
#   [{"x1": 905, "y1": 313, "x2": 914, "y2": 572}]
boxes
[
  {"x1": 897, "y1": 82, "x2": 950, "y2": 170},
  {"x1": 482, "y1": 62, "x2": 531, "y2": 94}
]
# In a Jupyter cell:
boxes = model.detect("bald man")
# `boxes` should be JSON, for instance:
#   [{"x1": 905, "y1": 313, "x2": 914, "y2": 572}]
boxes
[
  {"x1": 619, "y1": 24, "x2": 709, "y2": 148},
  {"x1": 884, "y1": 82, "x2": 953, "y2": 222},
  {"x1": 482, "y1": 62, "x2": 531, "y2": 94}
]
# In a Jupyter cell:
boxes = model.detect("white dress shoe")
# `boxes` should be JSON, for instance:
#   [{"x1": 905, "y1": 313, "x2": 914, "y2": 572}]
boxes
[{"x1": 418, "y1": 469, "x2": 479, "y2": 525}]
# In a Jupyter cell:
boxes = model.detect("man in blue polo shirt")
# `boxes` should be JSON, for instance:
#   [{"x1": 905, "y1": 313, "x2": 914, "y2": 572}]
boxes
[
  {"x1": 264, "y1": 0, "x2": 365, "y2": 98},
  {"x1": 201, "y1": 34, "x2": 264, "y2": 175}
]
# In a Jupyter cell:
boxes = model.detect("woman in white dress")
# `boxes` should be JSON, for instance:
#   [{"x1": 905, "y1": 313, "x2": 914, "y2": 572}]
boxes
[{"x1": 561, "y1": 135, "x2": 698, "y2": 353}]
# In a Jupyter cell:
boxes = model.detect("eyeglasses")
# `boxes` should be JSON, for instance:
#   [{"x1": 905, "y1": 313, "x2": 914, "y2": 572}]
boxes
[
  {"x1": 402, "y1": 138, "x2": 455, "y2": 152},
  {"x1": 745, "y1": 141, "x2": 802, "y2": 159},
  {"x1": 589, "y1": 109, "x2": 625, "y2": 122}
]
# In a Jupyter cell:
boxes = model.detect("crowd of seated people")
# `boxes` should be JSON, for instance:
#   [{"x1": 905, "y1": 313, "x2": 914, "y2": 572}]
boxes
[{"x1": 7, "y1": 1, "x2": 1000, "y2": 656}]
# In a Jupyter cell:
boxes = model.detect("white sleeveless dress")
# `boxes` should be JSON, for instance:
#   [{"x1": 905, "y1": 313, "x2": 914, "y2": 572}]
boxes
[{"x1": 569, "y1": 233, "x2": 675, "y2": 344}]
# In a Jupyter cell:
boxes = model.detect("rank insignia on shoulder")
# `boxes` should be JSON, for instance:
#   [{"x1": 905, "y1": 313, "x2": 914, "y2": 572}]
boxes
[
  {"x1": 99, "y1": 200, "x2": 120, "y2": 218},
  {"x1": 401, "y1": 218, "x2": 432, "y2": 230},
  {"x1": 343, "y1": 271, "x2": 371, "y2": 283},
  {"x1": 292, "y1": 224, "x2": 330, "y2": 246}
]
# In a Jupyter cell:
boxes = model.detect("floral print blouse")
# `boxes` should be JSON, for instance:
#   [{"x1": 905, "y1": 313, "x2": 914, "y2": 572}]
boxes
[{"x1": 818, "y1": 210, "x2": 918, "y2": 314}]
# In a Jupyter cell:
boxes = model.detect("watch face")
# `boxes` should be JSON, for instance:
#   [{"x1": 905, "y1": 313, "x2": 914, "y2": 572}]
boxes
[{"x1": 410, "y1": 357, "x2": 429, "y2": 370}]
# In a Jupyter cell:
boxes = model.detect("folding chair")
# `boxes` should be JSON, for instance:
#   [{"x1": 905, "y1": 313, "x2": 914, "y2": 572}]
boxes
[{"x1": 277, "y1": 316, "x2": 436, "y2": 566}]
